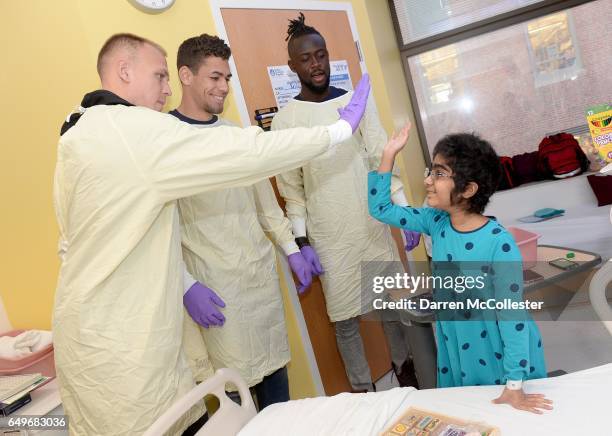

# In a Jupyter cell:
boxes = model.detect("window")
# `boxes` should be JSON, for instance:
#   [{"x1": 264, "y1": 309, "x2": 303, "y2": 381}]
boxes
[
  {"x1": 393, "y1": 0, "x2": 545, "y2": 45},
  {"x1": 391, "y1": 0, "x2": 609, "y2": 161},
  {"x1": 526, "y1": 12, "x2": 582, "y2": 87},
  {"x1": 417, "y1": 45, "x2": 461, "y2": 112}
]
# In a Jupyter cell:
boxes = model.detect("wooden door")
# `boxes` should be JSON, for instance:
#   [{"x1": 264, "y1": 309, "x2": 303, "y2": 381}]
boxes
[{"x1": 218, "y1": 7, "x2": 409, "y2": 395}]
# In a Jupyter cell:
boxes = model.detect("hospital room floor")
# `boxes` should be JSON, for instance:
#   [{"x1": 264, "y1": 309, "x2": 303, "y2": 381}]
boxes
[
  {"x1": 376, "y1": 287, "x2": 612, "y2": 390},
  {"x1": 534, "y1": 302, "x2": 612, "y2": 373},
  {"x1": 533, "y1": 281, "x2": 612, "y2": 373}
]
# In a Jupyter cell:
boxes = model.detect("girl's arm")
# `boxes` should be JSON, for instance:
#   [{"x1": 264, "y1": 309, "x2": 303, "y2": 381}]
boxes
[
  {"x1": 368, "y1": 123, "x2": 437, "y2": 235},
  {"x1": 368, "y1": 172, "x2": 435, "y2": 235}
]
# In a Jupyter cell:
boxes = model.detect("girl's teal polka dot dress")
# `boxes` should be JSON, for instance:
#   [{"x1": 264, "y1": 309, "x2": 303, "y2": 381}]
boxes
[{"x1": 368, "y1": 172, "x2": 546, "y2": 387}]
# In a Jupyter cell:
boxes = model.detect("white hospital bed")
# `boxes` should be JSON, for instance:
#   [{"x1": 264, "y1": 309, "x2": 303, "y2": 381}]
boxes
[
  {"x1": 485, "y1": 171, "x2": 612, "y2": 261},
  {"x1": 147, "y1": 364, "x2": 612, "y2": 436}
]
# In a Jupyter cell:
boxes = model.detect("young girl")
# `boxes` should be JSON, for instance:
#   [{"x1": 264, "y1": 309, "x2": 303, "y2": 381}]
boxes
[{"x1": 368, "y1": 124, "x2": 552, "y2": 414}]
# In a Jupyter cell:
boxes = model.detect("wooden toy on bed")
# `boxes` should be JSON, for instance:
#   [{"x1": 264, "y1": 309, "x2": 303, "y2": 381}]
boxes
[{"x1": 380, "y1": 406, "x2": 499, "y2": 436}]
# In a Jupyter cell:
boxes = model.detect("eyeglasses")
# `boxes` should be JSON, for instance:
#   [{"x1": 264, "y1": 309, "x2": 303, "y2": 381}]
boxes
[{"x1": 424, "y1": 167, "x2": 453, "y2": 180}]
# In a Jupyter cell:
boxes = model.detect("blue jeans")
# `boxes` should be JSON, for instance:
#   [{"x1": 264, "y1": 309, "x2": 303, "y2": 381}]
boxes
[{"x1": 228, "y1": 366, "x2": 289, "y2": 410}]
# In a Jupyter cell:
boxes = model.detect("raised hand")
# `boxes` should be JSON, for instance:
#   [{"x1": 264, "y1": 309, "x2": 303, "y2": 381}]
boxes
[
  {"x1": 337, "y1": 74, "x2": 371, "y2": 132},
  {"x1": 384, "y1": 121, "x2": 411, "y2": 157}
]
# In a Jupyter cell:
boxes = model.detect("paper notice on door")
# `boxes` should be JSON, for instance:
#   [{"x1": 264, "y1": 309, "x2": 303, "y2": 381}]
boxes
[
  {"x1": 329, "y1": 60, "x2": 353, "y2": 93},
  {"x1": 267, "y1": 60, "x2": 354, "y2": 109}
]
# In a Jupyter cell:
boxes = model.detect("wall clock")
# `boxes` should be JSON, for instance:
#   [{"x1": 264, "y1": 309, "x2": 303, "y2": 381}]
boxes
[{"x1": 128, "y1": 0, "x2": 175, "y2": 13}]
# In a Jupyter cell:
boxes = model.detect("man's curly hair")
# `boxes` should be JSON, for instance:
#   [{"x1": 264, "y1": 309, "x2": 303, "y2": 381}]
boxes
[
  {"x1": 177, "y1": 34, "x2": 231, "y2": 72},
  {"x1": 433, "y1": 133, "x2": 501, "y2": 214}
]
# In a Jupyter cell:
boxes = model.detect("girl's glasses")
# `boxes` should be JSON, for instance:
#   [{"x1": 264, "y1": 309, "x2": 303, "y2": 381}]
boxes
[{"x1": 424, "y1": 167, "x2": 453, "y2": 180}]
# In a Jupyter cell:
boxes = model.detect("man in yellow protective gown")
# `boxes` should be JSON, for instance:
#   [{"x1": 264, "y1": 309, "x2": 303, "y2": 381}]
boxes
[
  {"x1": 272, "y1": 15, "x2": 437, "y2": 392},
  {"x1": 53, "y1": 33, "x2": 369, "y2": 435},
  {"x1": 171, "y1": 34, "x2": 317, "y2": 411}
]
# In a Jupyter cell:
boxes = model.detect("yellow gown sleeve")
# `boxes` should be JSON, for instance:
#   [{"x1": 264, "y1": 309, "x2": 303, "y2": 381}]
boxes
[
  {"x1": 252, "y1": 179, "x2": 299, "y2": 255},
  {"x1": 114, "y1": 108, "x2": 331, "y2": 204},
  {"x1": 270, "y1": 113, "x2": 308, "y2": 228}
]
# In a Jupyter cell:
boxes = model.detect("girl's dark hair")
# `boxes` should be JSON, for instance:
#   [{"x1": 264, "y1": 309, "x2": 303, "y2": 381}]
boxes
[
  {"x1": 286, "y1": 12, "x2": 321, "y2": 42},
  {"x1": 433, "y1": 133, "x2": 501, "y2": 214}
]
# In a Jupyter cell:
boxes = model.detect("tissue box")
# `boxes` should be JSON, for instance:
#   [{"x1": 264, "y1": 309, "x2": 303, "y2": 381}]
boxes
[
  {"x1": 0, "y1": 330, "x2": 55, "y2": 377},
  {"x1": 507, "y1": 227, "x2": 540, "y2": 270}
]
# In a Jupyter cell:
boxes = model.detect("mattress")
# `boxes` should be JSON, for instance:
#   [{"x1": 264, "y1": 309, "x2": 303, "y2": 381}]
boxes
[
  {"x1": 239, "y1": 363, "x2": 612, "y2": 436},
  {"x1": 503, "y1": 204, "x2": 612, "y2": 261}
]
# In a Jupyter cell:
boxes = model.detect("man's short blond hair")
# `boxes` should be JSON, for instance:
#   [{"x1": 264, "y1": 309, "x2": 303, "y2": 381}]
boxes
[{"x1": 97, "y1": 33, "x2": 167, "y2": 76}]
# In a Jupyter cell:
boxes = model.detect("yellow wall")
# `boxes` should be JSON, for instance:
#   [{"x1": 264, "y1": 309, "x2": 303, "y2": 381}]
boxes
[
  {"x1": 0, "y1": 0, "x2": 241, "y2": 330},
  {"x1": 0, "y1": 0, "x2": 425, "y2": 397},
  {"x1": 352, "y1": 0, "x2": 430, "y2": 267}
]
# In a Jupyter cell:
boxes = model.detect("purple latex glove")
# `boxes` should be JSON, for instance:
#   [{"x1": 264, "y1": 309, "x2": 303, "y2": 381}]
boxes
[
  {"x1": 300, "y1": 245, "x2": 324, "y2": 276},
  {"x1": 288, "y1": 252, "x2": 313, "y2": 294},
  {"x1": 337, "y1": 74, "x2": 371, "y2": 132},
  {"x1": 402, "y1": 230, "x2": 421, "y2": 252},
  {"x1": 184, "y1": 282, "x2": 226, "y2": 328}
]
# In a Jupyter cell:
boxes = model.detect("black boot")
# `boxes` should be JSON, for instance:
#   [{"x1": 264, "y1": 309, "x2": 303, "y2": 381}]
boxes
[{"x1": 393, "y1": 359, "x2": 419, "y2": 389}]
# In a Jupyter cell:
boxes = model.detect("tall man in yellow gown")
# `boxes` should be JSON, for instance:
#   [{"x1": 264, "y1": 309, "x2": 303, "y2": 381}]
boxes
[{"x1": 272, "y1": 15, "x2": 436, "y2": 393}]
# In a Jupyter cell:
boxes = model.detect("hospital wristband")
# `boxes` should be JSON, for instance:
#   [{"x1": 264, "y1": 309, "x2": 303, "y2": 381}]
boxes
[{"x1": 506, "y1": 379, "x2": 523, "y2": 390}]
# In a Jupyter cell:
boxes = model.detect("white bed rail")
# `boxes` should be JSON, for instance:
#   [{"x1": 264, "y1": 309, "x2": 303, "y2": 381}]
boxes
[
  {"x1": 589, "y1": 260, "x2": 612, "y2": 337},
  {"x1": 144, "y1": 368, "x2": 257, "y2": 436}
]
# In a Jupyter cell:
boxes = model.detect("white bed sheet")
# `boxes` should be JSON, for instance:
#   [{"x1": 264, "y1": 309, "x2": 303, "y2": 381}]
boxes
[
  {"x1": 502, "y1": 204, "x2": 612, "y2": 262},
  {"x1": 483, "y1": 173, "x2": 612, "y2": 261},
  {"x1": 239, "y1": 363, "x2": 612, "y2": 436}
]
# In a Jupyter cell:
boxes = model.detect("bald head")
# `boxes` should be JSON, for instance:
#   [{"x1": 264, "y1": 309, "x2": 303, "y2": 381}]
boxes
[{"x1": 96, "y1": 33, "x2": 171, "y2": 111}]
